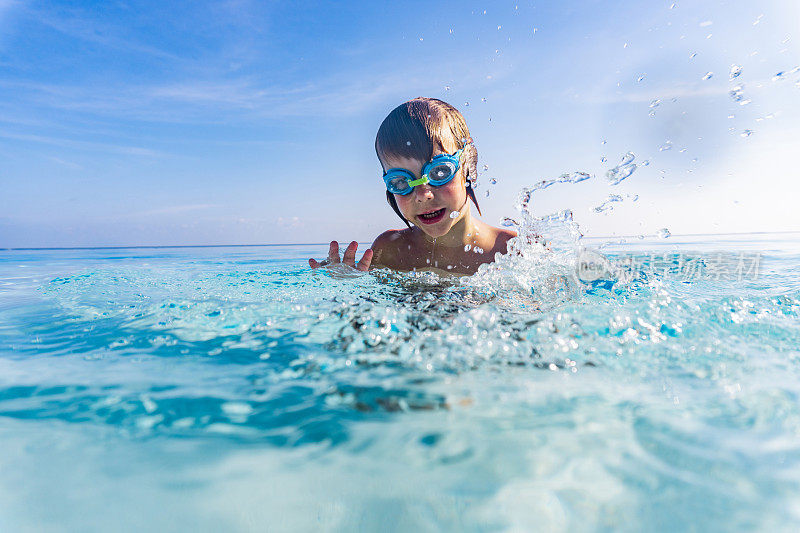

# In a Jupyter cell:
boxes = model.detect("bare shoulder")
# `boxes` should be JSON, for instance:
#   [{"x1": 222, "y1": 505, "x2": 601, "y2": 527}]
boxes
[
  {"x1": 370, "y1": 228, "x2": 413, "y2": 267},
  {"x1": 485, "y1": 227, "x2": 517, "y2": 255}
]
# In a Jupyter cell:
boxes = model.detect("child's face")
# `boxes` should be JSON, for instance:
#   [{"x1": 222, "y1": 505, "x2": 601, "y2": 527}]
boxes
[{"x1": 380, "y1": 151, "x2": 468, "y2": 238}]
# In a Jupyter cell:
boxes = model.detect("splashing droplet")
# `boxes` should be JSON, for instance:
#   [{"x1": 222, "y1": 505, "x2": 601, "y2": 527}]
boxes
[
  {"x1": 463, "y1": 244, "x2": 472, "y2": 252},
  {"x1": 772, "y1": 71, "x2": 786, "y2": 81},
  {"x1": 501, "y1": 217, "x2": 519, "y2": 227},
  {"x1": 729, "y1": 64, "x2": 742, "y2": 80},
  {"x1": 490, "y1": 178, "x2": 497, "y2": 185},
  {"x1": 481, "y1": 97, "x2": 487, "y2": 102},
  {"x1": 659, "y1": 141, "x2": 673, "y2": 151},
  {"x1": 637, "y1": 74, "x2": 646, "y2": 82},
  {"x1": 702, "y1": 72, "x2": 714, "y2": 81},
  {"x1": 601, "y1": 156, "x2": 607, "y2": 163},
  {"x1": 450, "y1": 210, "x2": 461, "y2": 219},
  {"x1": 593, "y1": 194, "x2": 624, "y2": 213},
  {"x1": 740, "y1": 129, "x2": 753, "y2": 137},
  {"x1": 657, "y1": 228, "x2": 671, "y2": 239},
  {"x1": 464, "y1": 101, "x2": 470, "y2": 107},
  {"x1": 606, "y1": 153, "x2": 637, "y2": 185},
  {"x1": 649, "y1": 99, "x2": 661, "y2": 108},
  {"x1": 483, "y1": 164, "x2": 489, "y2": 171},
  {"x1": 689, "y1": 52, "x2": 697, "y2": 59},
  {"x1": 445, "y1": 85, "x2": 451, "y2": 91}
]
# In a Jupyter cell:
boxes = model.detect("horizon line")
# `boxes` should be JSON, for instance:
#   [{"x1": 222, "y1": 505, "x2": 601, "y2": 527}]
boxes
[{"x1": 2, "y1": 230, "x2": 799, "y2": 251}]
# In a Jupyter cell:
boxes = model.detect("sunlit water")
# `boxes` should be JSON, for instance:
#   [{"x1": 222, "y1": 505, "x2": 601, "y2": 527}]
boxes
[{"x1": 1, "y1": 232, "x2": 800, "y2": 532}]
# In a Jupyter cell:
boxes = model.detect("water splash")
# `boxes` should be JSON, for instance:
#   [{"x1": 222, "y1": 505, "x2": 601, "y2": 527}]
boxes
[
  {"x1": 702, "y1": 72, "x2": 714, "y2": 81},
  {"x1": 450, "y1": 211, "x2": 461, "y2": 219},
  {"x1": 729, "y1": 64, "x2": 742, "y2": 80},
  {"x1": 657, "y1": 228, "x2": 671, "y2": 239}
]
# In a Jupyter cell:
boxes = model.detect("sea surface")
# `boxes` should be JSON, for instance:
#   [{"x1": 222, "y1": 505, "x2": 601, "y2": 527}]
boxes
[{"x1": 1, "y1": 233, "x2": 799, "y2": 532}]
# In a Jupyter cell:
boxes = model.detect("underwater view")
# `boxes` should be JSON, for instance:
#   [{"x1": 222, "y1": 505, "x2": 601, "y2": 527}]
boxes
[{"x1": 2, "y1": 223, "x2": 799, "y2": 531}]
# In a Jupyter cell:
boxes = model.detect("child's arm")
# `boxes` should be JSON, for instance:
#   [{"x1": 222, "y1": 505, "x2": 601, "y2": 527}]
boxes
[{"x1": 309, "y1": 241, "x2": 373, "y2": 271}]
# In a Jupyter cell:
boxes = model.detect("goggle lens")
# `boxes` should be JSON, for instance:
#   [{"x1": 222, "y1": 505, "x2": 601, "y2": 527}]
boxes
[
  {"x1": 427, "y1": 162, "x2": 455, "y2": 183},
  {"x1": 387, "y1": 175, "x2": 412, "y2": 194}
]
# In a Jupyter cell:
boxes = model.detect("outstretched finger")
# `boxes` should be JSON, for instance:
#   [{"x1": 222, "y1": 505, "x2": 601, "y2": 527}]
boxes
[
  {"x1": 328, "y1": 241, "x2": 340, "y2": 263},
  {"x1": 342, "y1": 241, "x2": 358, "y2": 266},
  {"x1": 356, "y1": 249, "x2": 373, "y2": 271}
]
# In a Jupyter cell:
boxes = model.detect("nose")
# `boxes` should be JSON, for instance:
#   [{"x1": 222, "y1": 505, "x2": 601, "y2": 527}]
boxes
[{"x1": 413, "y1": 183, "x2": 435, "y2": 201}]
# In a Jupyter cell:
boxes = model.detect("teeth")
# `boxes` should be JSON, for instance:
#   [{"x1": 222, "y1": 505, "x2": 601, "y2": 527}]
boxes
[{"x1": 420, "y1": 209, "x2": 443, "y2": 219}]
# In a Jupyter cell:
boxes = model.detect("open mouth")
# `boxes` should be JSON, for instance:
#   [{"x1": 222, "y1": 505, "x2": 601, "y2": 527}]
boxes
[{"x1": 417, "y1": 208, "x2": 446, "y2": 224}]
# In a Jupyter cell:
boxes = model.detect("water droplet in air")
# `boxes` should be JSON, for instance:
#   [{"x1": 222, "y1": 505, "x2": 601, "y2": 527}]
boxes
[
  {"x1": 641, "y1": 160, "x2": 650, "y2": 166},
  {"x1": 637, "y1": 74, "x2": 646, "y2": 82},
  {"x1": 464, "y1": 101, "x2": 470, "y2": 107},
  {"x1": 601, "y1": 139, "x2": 607, "y2": 145},
  {"x1": 497, "y1": 25, "x2": 502, "y2": 30},
  {"x1": 473, "y1": 247, "x2": 484, "y2": 254},
  {"x1": 772, "y1": 71, "x2": 786, "y2": 81},
  {"x1": 485, "y1": 190, "x2": 490, "y2": 198},
  {"x1": 620, "y1": 152, "x2": 635, "y2": 165},
  {"x1": 699, "y1": 20, "x2": 712, "y2": 27},
  {"x1": 601, "y1": 156, "x2": 607, "y2": 163},
  {"x1": 740, "y1": 129, "x2": 753, "y2": 137},
  {"x1": 406, "y1": 141, "x2": 412, "y2": 146},
  {"x1": 445, "y1": 85, "x2": 451, "y2": 91},
  {"x1": 501, "y1": 217, "x2": 518, "y2": 227},
  {"x1": 481, "y1": 97, "x2": 487, "y2": 102},
  {"x1": 659, "y1": 141, "x2": 673, "y2": 151},
  {"x1": 490, "y1": 178, "x2": 497, "y2": 185},
  {"x1": 657, "y1": 228, "x2": 671, "y2": 239},
  {"x1": 419, "y1": 37, "x2": 424, "y2": 42},
  {"x1": 464, "y1": 244, "x2": 471, "y2": 252},
  {"x1": 729, "y1": 64, "x2": 742, "y2": 80},
  {"x1": 450, "y1": 210, "x2": 460, "y2": 219},
  {"x1": 649, "y1": 99, "x2": 661, "y2": 108},
  {"x1": 702, "y1": 72, "x2": 713, "y2": 81},
  {"x1": 689, "y1": 52, "x2": 697, "y2": 59},
  {"x1": 670, "y1": 3, "x2": 676, "y2": 9},
  {"x1": 753, "y1": 14, "x2": 763, "y2": 26},
  {"x1": 483, "y1": 164, "x2": 489, "y2": 171},
  {"x1": 593, "y1": 194, "x2": 624, "y2": 213}
]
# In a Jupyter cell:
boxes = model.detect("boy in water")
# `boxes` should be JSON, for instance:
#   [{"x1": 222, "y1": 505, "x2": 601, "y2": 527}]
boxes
[{"x1": 310, "y1": 97, "x2": 516, "y2": 275}]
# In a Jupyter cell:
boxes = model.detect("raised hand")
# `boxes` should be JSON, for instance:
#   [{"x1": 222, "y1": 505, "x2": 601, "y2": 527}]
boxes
[{"x1": 309, "y1": 241, "x2": 373, "y2": 272}]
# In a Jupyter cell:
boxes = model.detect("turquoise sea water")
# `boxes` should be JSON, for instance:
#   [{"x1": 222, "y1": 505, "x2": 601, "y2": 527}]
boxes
[{"x1": 1, "y1": 234, "x2": 799, "y2": 531}]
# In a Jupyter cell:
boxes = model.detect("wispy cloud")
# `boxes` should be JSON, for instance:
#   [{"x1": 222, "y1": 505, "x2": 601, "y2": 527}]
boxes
[{"x1": 0, "y1": 130, "x2": 165, "y2": 157}]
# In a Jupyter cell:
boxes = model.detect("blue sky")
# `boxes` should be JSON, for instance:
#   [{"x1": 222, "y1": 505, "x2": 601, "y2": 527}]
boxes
[{"x1": 1, "y1": 0, "x2": 798, "y2": 247}]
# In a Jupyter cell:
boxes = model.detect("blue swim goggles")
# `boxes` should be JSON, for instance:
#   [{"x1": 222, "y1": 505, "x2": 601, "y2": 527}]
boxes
[{"x1": 382, "y1": 148, "x2": 464, "y2": 195}]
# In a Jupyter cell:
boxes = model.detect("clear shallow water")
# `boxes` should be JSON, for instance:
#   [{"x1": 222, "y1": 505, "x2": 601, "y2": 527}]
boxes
[{"x1": 1, "y1": 236, "x2": 800, "y2": 532}]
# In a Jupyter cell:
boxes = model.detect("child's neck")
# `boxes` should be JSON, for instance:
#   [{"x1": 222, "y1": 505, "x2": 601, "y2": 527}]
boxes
[{"x1": 418, "y1": 210, "x2": 480, "y2": 250}]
